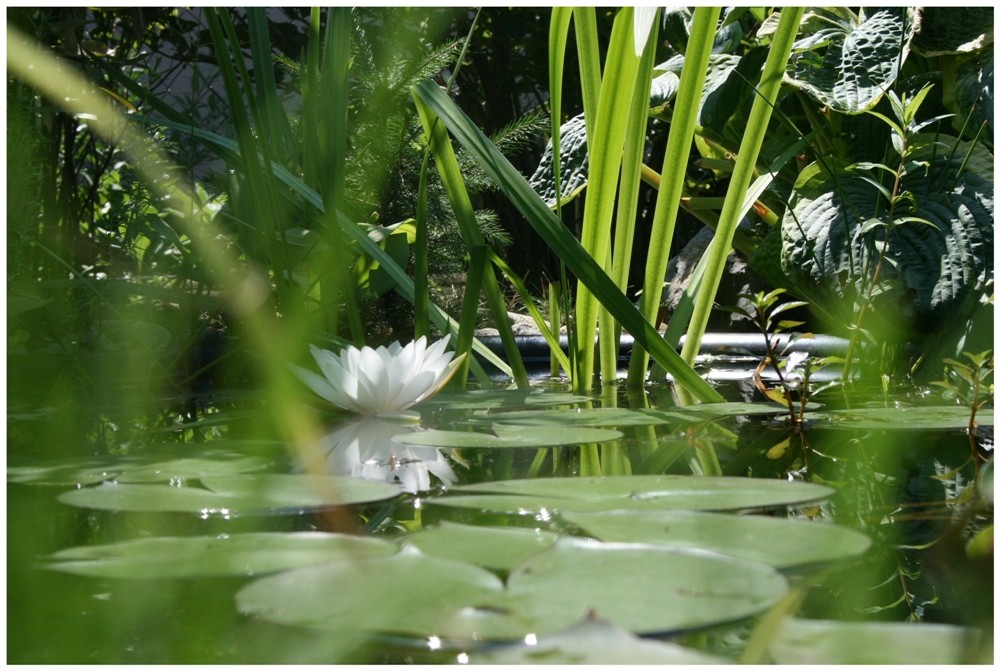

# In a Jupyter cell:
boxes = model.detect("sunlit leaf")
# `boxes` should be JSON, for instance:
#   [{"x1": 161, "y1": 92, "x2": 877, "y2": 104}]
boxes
[
  {"x1": 434, "y1": 475, "x2": 834, "y2": 514},
  {"x1": 403, "y1": 521, "x2": 557, "y2": 571},
  {"x1": 57, "y1": 474, "x2": 402, "y2": 514},
  {"x1": 816, "y1": 405, "x2": 992, "y2": 430},
  {"x1": 562, "y1": 509, "x2": 870, "y2": 570},
  {"x1": 394, "y1": 424, "x2": 622, "y2": 449},
  {"x1": 46, "y1": 532, "x2": 396, "y2": 579},
  {"x1": 770, "y1": 618, "x2": 982, "y2": 664},
  {"x1": 469, "y1": 612, "x2": 730, "y2": 664},
  {"x1": 237, "y1": 539, "x2": 787, "y2": 641}
]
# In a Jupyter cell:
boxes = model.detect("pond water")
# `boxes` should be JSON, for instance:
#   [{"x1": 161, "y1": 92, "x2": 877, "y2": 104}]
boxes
[{"x1": 7, "y1": 361, "x2": 994, "y2": 664}]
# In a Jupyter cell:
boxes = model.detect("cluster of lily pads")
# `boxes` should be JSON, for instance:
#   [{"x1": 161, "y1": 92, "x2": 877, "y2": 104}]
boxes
[{"x1": 8, "y1": 339, "x2": 990, "y2": 663}]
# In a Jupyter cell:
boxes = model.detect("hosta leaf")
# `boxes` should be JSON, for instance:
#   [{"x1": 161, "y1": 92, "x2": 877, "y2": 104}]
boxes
[
  {"x1": 784, "y1": 8, "x2": 918, "y2": 114},
  {"x1": 781, "y1": 140, "x2": 993, "y2": 337},
  {"x1": 911, "y1": 7, "x2": 994, "y2": 57},
  {"x1": 528, "y1": 113, "x2": 589, "y2": 207}
]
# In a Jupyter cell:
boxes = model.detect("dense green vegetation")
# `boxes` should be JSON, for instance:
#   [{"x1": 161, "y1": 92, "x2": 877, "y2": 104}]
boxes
[{"x1": 7, "y1": 7, "x2": 993, "y2": 664}]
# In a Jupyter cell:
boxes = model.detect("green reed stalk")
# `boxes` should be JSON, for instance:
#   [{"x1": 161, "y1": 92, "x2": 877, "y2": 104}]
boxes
[
  {"x1": 572, "y1": 7, "x2": 644, "y2": 391},
  {"x1": 626, "y1": 6, "x2": 720, "y2": 386},
  {"x1": 413, "y1": 98, "x2": 530, "y2": 388},
  {"x1": 548, "y1": 8, "x2": 574, "y2": 378},
  {"x1": 302, "y1": 8, "x2": 363, "y2": 342},
  {"x1": 411, "y1": 80, "x2": 725, "y2": 403},
  {"x1": 681, "y1": 7, "x2": 805, "y2": 366},
  {"x1": 602, "y1": 10, "x2": 660, "y2": 385}
]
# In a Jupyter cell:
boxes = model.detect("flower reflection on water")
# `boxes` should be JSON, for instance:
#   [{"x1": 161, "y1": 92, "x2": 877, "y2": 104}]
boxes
[{"x1": 303, "y1": 417, "x2": 457, "y2": 493}]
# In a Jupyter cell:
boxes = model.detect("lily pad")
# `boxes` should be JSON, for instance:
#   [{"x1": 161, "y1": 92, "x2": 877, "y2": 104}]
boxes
[
  {"x1": 45, "y1": 531, "x2": 397, "y2": 579},
  {"x1": 57, "y1": 474, "x2": 402, "y2": 514},
  {"x1": 431, "y1": 475, "x2": 834, "y2": 515},
  {"x1": 394, "y1": 424, "x2": 622, "y2": 449},
  {"x1": 424, "y1": 389, "x2": 594, "y2": 410},
  {"x1": 403, "y1": 521, "x2": 558, "y2": 571},
  {"x1": 816, "y1": 405, "x2": 993, "y2": 430},
  {"x1": 503, "y1": 538, "x2": 788, "y2": 636},
  {"x1": 236, "y1": 539, "x2": 788, "y2": 641},
  {"x1": 8, "y1": 454, "x2": 270, "y2": 486},
  {"x1": 236, "y1": 545, "x2": 512, "y2": 639},
  {"x1": 770, "y1": 618, "x2": 983, "y2": 665},
  {"x1": 561, "y1": 509, "x2": 871, "y2": 570},
  {"x1": 469, "y1": 407, "x2": 693, "y2": 428},
  {"x1": 469, "y1": 612, "x2": 731, "y2": 664}
]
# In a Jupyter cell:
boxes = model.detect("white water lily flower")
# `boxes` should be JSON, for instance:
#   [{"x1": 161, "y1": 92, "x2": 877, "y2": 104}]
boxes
[
  {"x1": 292, "y1": 336, "x2": 465, "y2": 418},
  {"x1": 303, "y1": 417, "x2": 458, "y2": 493}
]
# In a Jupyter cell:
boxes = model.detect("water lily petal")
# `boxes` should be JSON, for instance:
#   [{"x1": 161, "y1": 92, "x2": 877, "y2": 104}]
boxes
[
  {"x1": 290, "y1": 364, "x2": 359, "y2": 412},
  {"x1": 410, "y1": 354, "x2": 466, "y2": 406},
  {"x1": 309, "y1": 346, "x2": 361, "y2": 408},
  {"x1": 352, "y1": 346, "x2": 392, "y2": 413}
]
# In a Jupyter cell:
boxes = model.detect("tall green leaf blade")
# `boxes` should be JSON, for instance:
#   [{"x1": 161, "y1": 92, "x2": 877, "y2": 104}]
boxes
[
  {"x1": 410, "y1": 80, "x2": 724, "y2": 403},
  {"x1": 628, "y1": 6, "x2": 721, "y2": 384},
  {"x1": 575, "y1": 7, "x2": 643, "y2": 389},
  {"x1": 681, "y1": 8, "x2": 804, "y2": 365}
]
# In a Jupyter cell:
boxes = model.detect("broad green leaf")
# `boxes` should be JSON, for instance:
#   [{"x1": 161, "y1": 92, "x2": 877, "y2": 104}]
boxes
[
  {"x1": 469, "y1": 407, "x2": 692, "y2": 428},
  {"x1": 784, "y1": 8, "x2": 918, "y2": 114},
  {"x1": 8, "y1": 454, "x2": 269, "y2": 486},
  {"x1": 394, "y1": 424, "x2": 622, "y2": 449},
  {"x1": 57, "y1": 474, "x2": 401, "y2": 514},
  {"x1": 781, "y1": 143, "x2": 993, "y2": 337},
  {"x1": 528, "y1": 113, "x2": 589, "y2": 207},
  {"x1": 504, "y1": 538, "x2": 788, "y2": 636},
  {"x1": 236, "y1": 545, "x2": 510, "y2": 639},
  {"x1": 423, "y1": 388, "x2": 594, "y2": 410},
  {"x1": 403, "y1": 521, "x2": 557, "y2": 572},
  {"x1": 469, "y1": 613, "x2": 730, "y2": 664},
  {"x1": 815, "y1": 405, "x2": 993, "y2": 430},
  {"x1": 911, "y1": 7, "x2": 993, "y2": 57},
  {"x1": 562, "y1": 509, "x2": 871, "y2": 570},
  {"x1": 237, "y1": 540, "x2": 787, "y2": 641},
  {"x1": 440, "y1": 475, "x2": 834, "y2": 513},
  {"x1": 770, "y1": 618, "x2": 983, "y2": 665},
  {"x1": 45, "y1": 532, "x2": 396, "y2": 579}
]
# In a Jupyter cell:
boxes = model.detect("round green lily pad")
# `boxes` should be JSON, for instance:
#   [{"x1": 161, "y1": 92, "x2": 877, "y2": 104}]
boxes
[
  {"x1": 468, "y1": 612, "x2": 731, "y2": 664},
  {"x1": 770, "y1": 618, "x2": 983, "y2": 665},
  {"x1": 815, "y1": 405, "x2": 993, "y2": 430},
  {"x1": 236, "y1": 539, "x2": 788, "y2": 642},
  {"x1": 468, "y1": 407, "x2": 692, "y2": 428},
  {"x1": 236, "y1": 545, "x2": 511, "y2": 639},
  {"x1": 57, "y1": 473, "x2": 402, "y2": 514},
  {"x1": 403, "y1": 521, "x2": 558, "y2": 571},
  {"x1": 503, "y1": 538, "x2": 788, "y2": 636},
  {"x1": 561, "y1": 509, "x2": 871, "y2": 570},
  {"x1": 8, "y1": 454, "x2": 270, "y2": 486},
  {"x1": 433, "y1": 475, "x2": 834, "y2": 514},
  {"x1": 395, "y1": 424, "x2": 622, "y2": 449},
  {"x1": 45, "y1": 531, "x2": 397, "y2": 579}
]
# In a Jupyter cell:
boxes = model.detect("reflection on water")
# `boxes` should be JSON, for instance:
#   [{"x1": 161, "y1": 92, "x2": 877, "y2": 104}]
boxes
[{"x1": 302, "y1": 417, "x2": 457, "y2": 493}]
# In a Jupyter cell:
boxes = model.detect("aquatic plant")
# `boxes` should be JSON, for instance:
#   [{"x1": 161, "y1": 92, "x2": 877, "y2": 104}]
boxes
[{"x1": 291, "y1": 336, "x2": 465, "y2": 419}]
